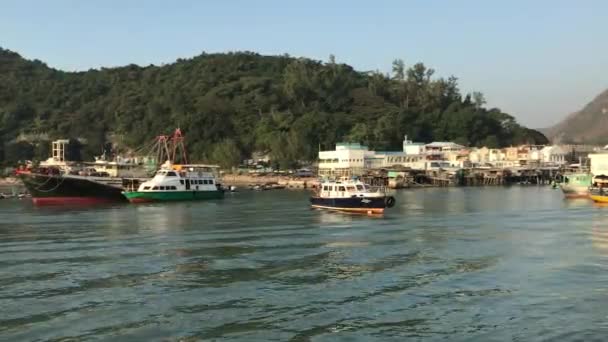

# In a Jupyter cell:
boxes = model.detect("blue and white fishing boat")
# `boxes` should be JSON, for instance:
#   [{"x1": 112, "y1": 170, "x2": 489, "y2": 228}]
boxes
[{"x1": 310, "y1": 178, "x2": 395, "y2": 214}]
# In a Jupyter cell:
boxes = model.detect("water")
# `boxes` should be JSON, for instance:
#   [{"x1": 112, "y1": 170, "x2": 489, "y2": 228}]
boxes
[{"x1": 1, "y1": 187, "x2": 608, "y2": 341}]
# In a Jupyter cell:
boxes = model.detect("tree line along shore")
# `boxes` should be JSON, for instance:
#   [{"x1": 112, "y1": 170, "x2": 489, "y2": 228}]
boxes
[{"x1": 0, "y1": 48, "x2": 547, "y2": 170}]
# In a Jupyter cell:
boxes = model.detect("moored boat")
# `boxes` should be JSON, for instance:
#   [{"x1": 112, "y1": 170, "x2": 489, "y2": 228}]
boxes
[
  {"x1": 16, "y1": 139, "x2": 150, "y2": 205},
  {"x1": 17, "y1": 169, "x2": 130, "y2": 205},
  {"x1": 310, "y1": 178, "x2": 395, "y2": 214},
  {"x1": 590, "y1": 175, "x2": 608, "y2": 203},
  {"x1": 122, "y1": 164, "x2": 224, "y2": 203},
  {"x1": 590, "y1": 188, "x2": 608, "y2": 203},
  {"x1": 560, "y1": 172, "x2": 592, "y2": 198}
]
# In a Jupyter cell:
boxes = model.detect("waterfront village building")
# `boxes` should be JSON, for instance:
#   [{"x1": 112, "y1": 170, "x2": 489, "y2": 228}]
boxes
[
  {"x1": 589, "y1": 152, "x2": 608, "y2": 178},
  {"x1": 402, "y1": 136, "x2": 425, "y2": 155},
  {"x1": 422, "y1": 142, "x2": 467, "y2": 168},
  {"x1": 538, "y1": 146, "x2": 567, "y2": 165},
  {"x1": 469, "y1": 147, "x2": 507, "y2": 166},
  {"x1": 318, "y1": 136, "x2": 465, "y2": 177},
  {"x1": 468, "y1": 145, "x2": 567, "y2": 168},
  {"x1": 318, "y1": 143, "x2": 375, "y2": 177},
  {"x1": 424, "y1": 142, "x2": 465, "y2": 160}
]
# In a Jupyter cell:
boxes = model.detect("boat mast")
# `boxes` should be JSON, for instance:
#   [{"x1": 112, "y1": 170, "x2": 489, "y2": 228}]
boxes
[
  {"x1": 153, "y1": 134, "x2": 172, "y2": 165},
  {"x1": 170, "y1": 128, "x2": 188, "y2": 165}
]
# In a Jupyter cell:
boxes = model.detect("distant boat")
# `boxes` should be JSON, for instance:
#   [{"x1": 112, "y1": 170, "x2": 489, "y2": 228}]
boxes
[
  {"x1": 590, "y1": 188, "x2": 608, "y2": 203},
  {"x1": 310, "y1": 178, "x2": 395, "y2": 214},
  {"x1": 590, "y1": 175, "x2": 608, "y2": 203},
  {"x1": 560, "y1": 172, "x2": 592, "y2": 199}
]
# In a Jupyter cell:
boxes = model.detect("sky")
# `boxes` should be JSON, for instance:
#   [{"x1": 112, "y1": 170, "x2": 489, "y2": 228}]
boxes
[{"x1": 1, "y1": 0, "x2": 607, "y2": 128}]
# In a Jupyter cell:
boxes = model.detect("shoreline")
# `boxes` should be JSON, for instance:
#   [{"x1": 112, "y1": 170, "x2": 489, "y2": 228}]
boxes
[{"x1": 220, "y1": 174, "x2": 318, "y2": 189}]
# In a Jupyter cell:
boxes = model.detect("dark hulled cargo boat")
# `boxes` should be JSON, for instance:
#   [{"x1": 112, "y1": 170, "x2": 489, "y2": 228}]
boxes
[
  {"x1": 18, "y1": 170, "x2": 128, "y2": 205},
  {"x1": 16, "y1": 139, "x2": 151, "y2": 205},
  {"x1": 310, "y1": 178, "x2": 395, "y2": 214}
]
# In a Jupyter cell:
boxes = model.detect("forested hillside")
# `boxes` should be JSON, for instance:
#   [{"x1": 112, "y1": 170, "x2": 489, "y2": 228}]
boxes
[{"x1": 0, "y1": 47, "x2": 547, "y2": 168}]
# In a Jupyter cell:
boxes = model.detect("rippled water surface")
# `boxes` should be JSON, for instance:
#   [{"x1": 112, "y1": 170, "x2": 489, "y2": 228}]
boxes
[{"x1": 2, "y1": 187, "x2": 608, "y2": 341}]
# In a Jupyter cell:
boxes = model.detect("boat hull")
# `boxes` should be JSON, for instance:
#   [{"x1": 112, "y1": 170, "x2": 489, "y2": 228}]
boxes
[
  {"x1": 560, "y1": 173, "x2": 592, "y2": 199},
  {"x1": 310, "y1": 196, "x2": 390, "y2": 214},
  {"x1": 560, "y1": 184, "x2": 590, "y2": 199},
  {"x1": 591, "y1": 194, "x2": 608, "y2": 203},
  {"x1": 18, "y1": 173, "x2": 127, "y2": 205},
  {"x1": 122, "y1": 190, "x2": 224, "y2": 203}
]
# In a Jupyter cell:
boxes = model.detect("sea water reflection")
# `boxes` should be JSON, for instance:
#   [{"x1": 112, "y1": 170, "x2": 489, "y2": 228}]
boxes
[{"x1": 2, "y1": 187, "x2": 608, "y2": 340}]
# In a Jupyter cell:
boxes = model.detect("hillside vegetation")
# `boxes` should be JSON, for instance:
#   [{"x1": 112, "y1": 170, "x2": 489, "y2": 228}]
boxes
[{"x1": 0, "y1": 48, "x2": 547, "y2": 168}]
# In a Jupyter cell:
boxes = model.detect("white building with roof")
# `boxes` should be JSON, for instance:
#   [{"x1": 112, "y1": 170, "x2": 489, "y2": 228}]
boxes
[
  {"x1": 318, "y1": 136, "x2": 467, "y2": 176},
  {"x1": 424, "y1": 142, "x2": 466, "y2": 160},
  {"x1": 590, "y1": 152, "x2": 608, "y2": 178},
  {"x1": 403, "y1": 135, "x2": 425, "y2": 155},
  {"x1": 318, "y1": 143, "x2": 375, "y2": 176},
  {"x1": 539, "y1": 146, "x2": 567, "y2": 165}
]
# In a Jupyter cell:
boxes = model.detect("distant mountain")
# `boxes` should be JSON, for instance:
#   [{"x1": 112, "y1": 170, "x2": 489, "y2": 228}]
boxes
[
  {"x1": 0, "y1": 47, "x2": 547, "y2": 168},
  {"x1": 544, "y1": 89, "x2": 608, "y2": 144}
]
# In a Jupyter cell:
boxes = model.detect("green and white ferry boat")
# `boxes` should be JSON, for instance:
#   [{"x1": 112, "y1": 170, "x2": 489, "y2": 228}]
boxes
[{"x1": 122, "y1": 163, "x2": 224, "y2": 203}]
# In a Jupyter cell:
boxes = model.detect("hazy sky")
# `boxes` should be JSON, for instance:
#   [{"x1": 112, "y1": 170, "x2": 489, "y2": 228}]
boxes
[{"x1": 2, "y1": 0, "x2": 606, "y2": 128}]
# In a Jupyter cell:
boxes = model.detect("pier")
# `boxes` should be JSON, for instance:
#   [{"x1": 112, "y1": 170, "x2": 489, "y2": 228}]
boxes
[{"x1": 380, "y1": 166, "x2": 562, "y2": 188}]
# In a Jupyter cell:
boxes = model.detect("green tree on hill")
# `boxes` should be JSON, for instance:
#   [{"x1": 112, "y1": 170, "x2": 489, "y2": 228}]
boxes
[{"x1": 0, "y1": 47, "x2": 548, "y2": 167}]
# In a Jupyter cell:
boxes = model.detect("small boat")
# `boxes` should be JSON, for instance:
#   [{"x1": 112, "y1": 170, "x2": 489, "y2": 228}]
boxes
[
  {"x1": 252, "y1": 184, "x2": 265, "y2": 191},
  {"x1": 560, "y1": 172, "x2": 592, "y2": 198},
  {"x1": 590, "y1": 175, "x2": 608, "y2": 203},
  {"x1": 122, "y1": 164, "x2": 224, "y2": 203},
  {"x1": 590, "y1": 188, "x2": 608, "y2": 203},
  {"x1": 310, "y1": 178, "x2": 396, "y2": 214}
]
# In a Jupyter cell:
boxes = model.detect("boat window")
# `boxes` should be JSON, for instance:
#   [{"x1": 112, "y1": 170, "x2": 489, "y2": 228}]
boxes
[
  {"x1": 338, "y1": 186, "x2": 346, "y2": 192},
  {"x1": 209, "y1": 180, "x2": 214, "y2": 185},
  {"x1": 180, "y1": 180, "x2": 184, "y2": 185},
  {"x1": 170, "y1": 186, "x2": 177, "y2": 190},
  {"x1": 143, "y1": 186, "x2": 150, "y2": 190},
  {"x1": 202, "y1": 179, "x2": 208, "y2": 184},
  {"x1": 152, "y1": 186, "x2": 158, "y2": 190},
  {"x1": 166, "y1": 171, "x2": 177, "y2": 177},
  {"x1": 347, "y1": 186, "x2": 356, "y2": 191},
  {"x1": 159, "y1": 186, "x2": 165, "y2": 190},
  {"x1": 356, "y1": 185, "x2": 364, "y2": 191},
  {"x1": 323, "y1": 185, "x2": 328, "y2": 191}
]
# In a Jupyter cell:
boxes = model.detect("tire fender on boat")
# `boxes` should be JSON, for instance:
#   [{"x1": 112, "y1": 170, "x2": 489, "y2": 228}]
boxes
[{"x1": 385, "y1": 196, "x2": 396, "y2": 208}]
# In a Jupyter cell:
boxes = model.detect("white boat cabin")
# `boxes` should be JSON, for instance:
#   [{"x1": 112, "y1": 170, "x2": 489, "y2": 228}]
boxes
[
  {"x1": 137, "y1": 165, "x2": 220, "y2": 192},
  {"x1": 317, "y1": 179, "x2": 385, "y2": 198}
]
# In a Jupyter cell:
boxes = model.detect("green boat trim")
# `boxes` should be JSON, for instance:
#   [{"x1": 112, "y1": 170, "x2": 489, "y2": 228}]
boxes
[
  {"x1": 560, "y1": 172, "x2": 592, "y2": 198},
  {"x1": 122, "y1": 189, "x2": 224, "y2": 203}
]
